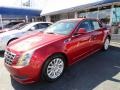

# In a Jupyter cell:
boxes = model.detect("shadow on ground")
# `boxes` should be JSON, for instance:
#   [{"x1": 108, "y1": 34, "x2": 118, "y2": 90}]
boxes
[{"x1": 9, "y1": 46, "x2": 120, "y2": 90}]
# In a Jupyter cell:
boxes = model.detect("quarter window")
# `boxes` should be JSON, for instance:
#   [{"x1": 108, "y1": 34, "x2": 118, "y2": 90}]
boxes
[{"x1": 92, "y1": 21, "x2": 102, "y2": 30}]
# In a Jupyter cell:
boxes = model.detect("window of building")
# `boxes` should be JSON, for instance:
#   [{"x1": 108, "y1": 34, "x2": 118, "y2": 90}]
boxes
[
  {"x1": 38, "y1": 16, "x2": 46, "y2": 22},
  {"x1": 87, "y1": 8, "x2": 98, "y2": 18},
  {"x1": 51, "y1": 15, "x2": 60, "y2": 22},
  {"x1": 68, "y1": 12, "x2": 74, "y2": 19},
  {"x1": 112, "y1": 5, "x2": 120, "y2": 24},
  {"x1": 92, "y1": 20, "x2": 102, "y2": 30},
  {"x1": 112, "y1": 4, "x2": 120, "y2": 34},
  {"x1": 78, "y1": 11, "x2": 86, "y2": 18},
  {"x1": 60, "y1": 13, "x2": 68, "y2": 20},
  {"x1": 98, "y1": 6, "x2": 111, "y2": 24},
  {"x1": 59, "y1": 13, "x2": 74, "y2": 20}
]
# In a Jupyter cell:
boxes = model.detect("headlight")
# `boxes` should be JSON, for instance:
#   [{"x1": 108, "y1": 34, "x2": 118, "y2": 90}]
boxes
[{"x1": 16, "y1": 50, "x2": 34, "y2": 66}]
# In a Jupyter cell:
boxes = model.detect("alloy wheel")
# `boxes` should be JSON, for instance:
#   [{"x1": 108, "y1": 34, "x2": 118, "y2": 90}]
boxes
[{"x1": 47, "y1": 58, "x2": 64, "y2": 79}]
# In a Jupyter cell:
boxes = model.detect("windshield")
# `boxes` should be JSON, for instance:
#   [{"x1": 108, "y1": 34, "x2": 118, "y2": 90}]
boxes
[
  {"x1": 17, "y1": 23, "x2": 29, "y2": 30},
  {"x1": 44, "y1": 21, "x2": 78, "y2": 35}
]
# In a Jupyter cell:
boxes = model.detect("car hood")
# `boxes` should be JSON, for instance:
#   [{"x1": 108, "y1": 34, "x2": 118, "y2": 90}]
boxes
[{"x1": 8, "y1": 33, "x2": 66, "y2": 52}]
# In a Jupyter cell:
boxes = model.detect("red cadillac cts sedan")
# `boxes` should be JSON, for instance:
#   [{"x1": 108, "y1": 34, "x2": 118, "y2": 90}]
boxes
[{"x1": 4, "y1": 18, "x2": 111, "y2": 84}]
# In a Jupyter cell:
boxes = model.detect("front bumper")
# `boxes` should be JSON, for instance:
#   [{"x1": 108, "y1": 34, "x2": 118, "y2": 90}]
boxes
[{"x1": 4, "y1": 61, "x2": 42, "y2": 84}]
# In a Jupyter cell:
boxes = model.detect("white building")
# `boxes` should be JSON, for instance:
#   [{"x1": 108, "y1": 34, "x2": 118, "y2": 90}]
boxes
[
  {"x1": 41, "y1": 0, "x2": 120, "y2": 24},
  {"x1": 41, "y1": 0, "x2": 120, "y2": 34}
]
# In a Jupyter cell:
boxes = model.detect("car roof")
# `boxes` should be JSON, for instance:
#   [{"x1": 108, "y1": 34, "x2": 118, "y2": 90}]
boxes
[{"x1": 29, "y1": 22, "x2": 52, "y2": 25}]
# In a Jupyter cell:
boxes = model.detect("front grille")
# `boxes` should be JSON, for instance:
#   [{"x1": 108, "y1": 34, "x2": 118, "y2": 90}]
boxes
[{"x1": 4, "y1": 50, "x2": 16, "y2": 65}]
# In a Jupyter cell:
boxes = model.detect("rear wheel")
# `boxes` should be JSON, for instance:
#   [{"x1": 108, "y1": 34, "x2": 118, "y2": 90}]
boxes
[
  {"x1": 42, "y1": 54, "x2": 65, "y2": 82},
  {"x1": 103, "y1": 37, "x2": 110, "y2": 51}
]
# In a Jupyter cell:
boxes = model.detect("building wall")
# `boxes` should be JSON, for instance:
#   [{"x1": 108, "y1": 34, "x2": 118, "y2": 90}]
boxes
[
  {"x1": 46, "y1": 5, "x2": 113, "y2": 24},
  {"x1": 112, "y1": 5, "x2": 120, "y2": 24},
  {"x1": 45, "y1": 3, "x2": 120, "y2": 34},
  {"x1": 45, "y1": 3, "x2": 120, "y2": 23}
]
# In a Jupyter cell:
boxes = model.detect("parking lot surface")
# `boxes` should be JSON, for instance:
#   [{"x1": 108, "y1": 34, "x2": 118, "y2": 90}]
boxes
[{"x1": 0, "y1": 44, "x2": 120, "y2": 90}]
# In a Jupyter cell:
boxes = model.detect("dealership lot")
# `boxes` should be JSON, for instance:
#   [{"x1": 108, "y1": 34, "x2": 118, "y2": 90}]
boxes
[
  {"x1": 0, "y1": 0, "x2": 120, "y2": 89},
  {"x1": 0, "y1": 44, "x2": 120, "y2": 90}
]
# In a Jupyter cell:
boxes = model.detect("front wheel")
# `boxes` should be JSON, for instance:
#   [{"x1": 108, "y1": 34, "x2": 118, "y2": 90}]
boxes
[
  {"x1": 103, "y1": 37, "x2": 110, "y2": 51},
  {"x1": 42, "y1": 54, "x2": 65, "y2": 82}
]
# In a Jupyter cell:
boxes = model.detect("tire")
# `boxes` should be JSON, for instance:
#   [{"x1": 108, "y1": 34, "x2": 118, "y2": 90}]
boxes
[
  {"x1": 102, "y1": 37, "x2": 110, "y2": 51},
  {"x1": 42, "y1": 54, "x2": 66, "y2": 82}
]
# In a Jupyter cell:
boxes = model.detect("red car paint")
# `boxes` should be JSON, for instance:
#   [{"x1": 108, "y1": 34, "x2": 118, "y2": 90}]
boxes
[{"x1": 4, "y1": 18, "x2": 111, "y2": 84}]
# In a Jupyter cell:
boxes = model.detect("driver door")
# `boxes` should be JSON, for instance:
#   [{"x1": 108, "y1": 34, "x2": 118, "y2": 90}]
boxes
[{"x1": 66, "y1": 20, "x2": 94, "y2": 63}]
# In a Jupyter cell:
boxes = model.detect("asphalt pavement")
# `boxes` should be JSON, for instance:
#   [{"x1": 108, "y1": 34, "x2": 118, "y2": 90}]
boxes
[{"x1": 0, "y1": 44, "x2": 120, "y2": 90}]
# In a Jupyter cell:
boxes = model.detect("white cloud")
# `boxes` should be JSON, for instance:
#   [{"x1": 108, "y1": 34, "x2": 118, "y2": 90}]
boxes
[
  {"x1": 31, "y1": 0, "x2": 47, "y2": 9},
  {"x1": 41, "y1": 0, "x2": 102, "y2": 15},
  {"x1": 0, "y1": 0, "x2": 44, "y2": 9},
  {"x1": 0, "y1": 0, "x2": 103, "y2": 11},
  {"x1": 0, "y1": 0, "x2": 20, "y2": 7}
]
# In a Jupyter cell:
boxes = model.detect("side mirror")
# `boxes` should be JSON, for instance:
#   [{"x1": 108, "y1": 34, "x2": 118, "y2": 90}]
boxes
[
  {"x1": 77, "y1": 28, "x2": 87, "y2": 34},
  {"x1": 29, "y1": 26, "x2": 35, "y2": 31}
]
